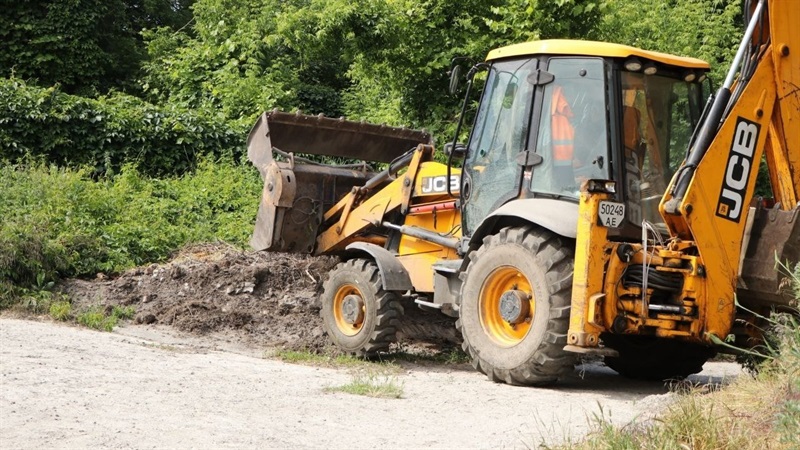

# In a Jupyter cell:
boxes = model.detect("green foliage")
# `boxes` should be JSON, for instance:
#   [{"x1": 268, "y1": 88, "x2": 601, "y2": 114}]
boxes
[
  {"x1": 2, "y1": 0, "x2": 744, "y2": 150},
  {"x1": 309, "y1": 0, "x2": 604, "y2": 138},
  {"x1": 0, "y1": 78, "x2": 245, "y2": 175},
  {"x1": 77, "y1": 308, "x2": 116, "y2": 331},
  {"x1": 49, "y1": 301, "x2": 73, "y2": 321},
  {"x1": 0, "y1": 0, "x2": 195, "y2": 95},
  {"x1": 111, "y1": 305, "x2": 136, "y2": 320},
  {"x1": 485, "y1": 0, "x2": 606, "y2": 43},
  {"x1": 777, "y1": 399, "x2": 800, "y2": 448},
  {"x1": 76, "y1": 304, "x2": 137, "y2": 331},
  {"x1": 598, "y1": 0, "x2": 742, "y2": 84},
  {"x1": 140, "y1": 0, "x2": 308, "y2": 121},
  {"x1": 20, "y1": 290, "x2": 57, "y2": 315},
  {"x1": 140, "y1": 0, "x2": 606, "y2": 138},
  {"x1": 0, "y1": 158, "x2": 261, "y2": 301}
]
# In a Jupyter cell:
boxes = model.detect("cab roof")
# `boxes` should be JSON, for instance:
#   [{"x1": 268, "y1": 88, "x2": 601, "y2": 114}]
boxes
[{"x1": 487, "y1": 39, "x2": 710, "y2": 70}]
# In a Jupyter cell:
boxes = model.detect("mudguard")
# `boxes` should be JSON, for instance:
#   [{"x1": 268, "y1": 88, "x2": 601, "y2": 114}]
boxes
[
  {"x1": 345, "y1": 242, "x2": 413, "y2": 292},
  {"x1": 468, "y1": 198, "x2": 579, "y2": 249}
]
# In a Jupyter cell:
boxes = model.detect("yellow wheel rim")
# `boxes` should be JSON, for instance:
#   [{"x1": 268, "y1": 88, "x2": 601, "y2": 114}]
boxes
[
  {"x1": 479, "y1": 266, "x2": 535, "y2": 347},
  {"x1": 333, "y1": 284, "x2": 365, "y2": 336}
]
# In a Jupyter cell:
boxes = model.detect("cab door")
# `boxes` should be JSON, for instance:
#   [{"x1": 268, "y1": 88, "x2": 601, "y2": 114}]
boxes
[{"x1": 461, "y1": 58, "x2": 538, "y2": 236}]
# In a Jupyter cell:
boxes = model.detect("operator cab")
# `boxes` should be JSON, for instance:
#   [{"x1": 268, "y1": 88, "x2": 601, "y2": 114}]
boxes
[{"x1": 458, "y1": 40, "x2": 710, "y2": 239}]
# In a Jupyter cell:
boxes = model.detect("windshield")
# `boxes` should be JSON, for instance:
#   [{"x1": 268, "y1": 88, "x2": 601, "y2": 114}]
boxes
[
  {"x1": 620, "y1": 72, "x2": 703, "y2": 227},
  {"x1": 530, "y1": 58, "x2": 609, "y2": 197},
  {"x1": 462, "y1": 58, "x2": 537, "y2": 235}
]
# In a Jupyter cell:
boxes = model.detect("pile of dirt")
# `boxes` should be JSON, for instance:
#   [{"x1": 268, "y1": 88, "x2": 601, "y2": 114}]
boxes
[
  {"x1": 58, "y1": 243, "x2": 460, "y2": 352},
  {"x1": 59, "y1": 244, "x2": 338, "y2": 352}
]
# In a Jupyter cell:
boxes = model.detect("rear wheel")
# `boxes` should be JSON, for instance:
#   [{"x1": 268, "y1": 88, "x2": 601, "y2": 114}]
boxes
[
  {"x1": 457, "y1": 226, "x2": 576, "y2": 386},
  {"x1": 320, "y1": 259, "x2": 403, "y2": 357},
  {"x1": 603, "y1": 334, "x2": 715, "y2": 380}
]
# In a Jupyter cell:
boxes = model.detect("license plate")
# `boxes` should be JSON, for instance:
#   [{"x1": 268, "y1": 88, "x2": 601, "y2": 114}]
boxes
[{"x1": 598, "y1": 201, "x2": 625, "y2": 228}]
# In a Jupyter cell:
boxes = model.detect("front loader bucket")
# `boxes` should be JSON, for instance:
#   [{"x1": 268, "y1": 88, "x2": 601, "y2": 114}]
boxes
[{"x1": 247, "y1": 110, "x2": 433, "y2": 253}]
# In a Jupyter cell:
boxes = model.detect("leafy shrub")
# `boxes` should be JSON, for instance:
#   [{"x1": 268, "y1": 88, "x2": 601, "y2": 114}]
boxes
[
  {"x1": 49, "y1": 301, "x2": 72, "y2": 321},
  {"x1": 111, "y1": 305, "x2": 136, "y2": 320},
  {"x1": 0, "y1": 158, "x2": 261, "y2": 302},
  {"x1": 0, "y1": 78, "x2": 247, "y2": 176},
  {"x1": 76, "y1": 308, "x2": 115, "y2": 331},
  {"x1": 75, "y1": 304, "x2": 137, "y2": 331}
]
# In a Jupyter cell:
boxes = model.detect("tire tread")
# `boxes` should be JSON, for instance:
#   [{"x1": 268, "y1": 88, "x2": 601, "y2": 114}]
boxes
[
  {"x1": 457, "y1": 226, "x2": 577, "y2": 386},
  {"x1": 320, "y1": 259, "x2": 402, "y2": 357}
]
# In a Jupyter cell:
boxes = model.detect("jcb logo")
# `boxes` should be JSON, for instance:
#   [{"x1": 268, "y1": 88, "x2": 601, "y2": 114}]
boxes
[
  {"x1": 716, "y1": 118, "x2": 760, "y2": 223},
  {"x1": 421, "y1": 175, "x2": 459, "y2": 194}
]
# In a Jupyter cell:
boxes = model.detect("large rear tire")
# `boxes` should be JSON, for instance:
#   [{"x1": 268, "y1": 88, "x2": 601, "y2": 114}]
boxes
[
  {"x1": 320, "y1": 259, "x2": 403, "y2": 357},
  {"x1": 603, "y1": 334, "x2": 715, "y2": 380},
  {"x1": 457, "y1": 226, "x2": 576, "y2": 386}
]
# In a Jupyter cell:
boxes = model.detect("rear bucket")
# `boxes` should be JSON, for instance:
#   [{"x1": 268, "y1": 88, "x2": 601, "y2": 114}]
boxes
[
  {"x1": 738, "y1": 204, "x2": 800, "y2": 308},
  {"x1": 247, "y1": 110, "x2": 433, "y2": 253}
]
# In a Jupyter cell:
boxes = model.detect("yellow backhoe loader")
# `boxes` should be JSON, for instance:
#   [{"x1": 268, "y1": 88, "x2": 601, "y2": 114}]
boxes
[{"x1": 247, "y1": 0, "x2": 798, "y2": 385}]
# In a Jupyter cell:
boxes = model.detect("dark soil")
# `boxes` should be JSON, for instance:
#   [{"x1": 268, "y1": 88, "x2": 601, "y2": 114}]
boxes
[{"x1": 58, "y1": 244, "x2": 459, "y2": 353}]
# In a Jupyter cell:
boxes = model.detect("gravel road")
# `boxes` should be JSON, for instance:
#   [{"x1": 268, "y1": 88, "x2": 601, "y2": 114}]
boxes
[{"x1": 0, "y1": 318, "x2": 742, "y2": 449}]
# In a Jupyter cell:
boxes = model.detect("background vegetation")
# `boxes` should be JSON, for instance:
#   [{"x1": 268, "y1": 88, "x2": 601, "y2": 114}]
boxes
[
  {"x1": 0, "y1": 158, "x2": 260, "y2": 304},
  {"x1": 0, "y1": 79, "x2": 243, "y2": 175}
]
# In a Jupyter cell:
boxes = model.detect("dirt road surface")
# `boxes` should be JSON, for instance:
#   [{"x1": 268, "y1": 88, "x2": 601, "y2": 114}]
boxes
[{"x1": 0, "y1": 318, "x2": 742, "y2": 449}]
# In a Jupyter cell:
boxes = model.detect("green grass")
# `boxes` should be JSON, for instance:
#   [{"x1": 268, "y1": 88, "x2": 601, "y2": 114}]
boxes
[
  {"x1": 325, "y1": 372, "x2": 405, "y2": 399},
  {"x1": 274, "y1": 349, "x2": 399, "y2": 371},
  {"x1": 275, "y1": 349, "x2": 405, "y2": 398},
  {"x1": 75, "y1": 305, "x2": 137, "y2": 332},
  {"x1": 77, "y1": 309, "x2": 116, "y2": 331},
  {"x1": 48, "y1": 301, "x2": 72, "y2": 321},
  {"x1": 276, "y1": 349, "x2": 350, "y2": 365},
  {"x1": 274, "y1": 346, "x2": 470, "y2": 371},
  {"x1": 111, "y1": 305, "x2": 135, "y2": 320}
]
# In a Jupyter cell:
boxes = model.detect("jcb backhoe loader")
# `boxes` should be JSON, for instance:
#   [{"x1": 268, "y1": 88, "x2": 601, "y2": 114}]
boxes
[{"x1": 247, "y1": 0, "x2": 798, "y2": 385}]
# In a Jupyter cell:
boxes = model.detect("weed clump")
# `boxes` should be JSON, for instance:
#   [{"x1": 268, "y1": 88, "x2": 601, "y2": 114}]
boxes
[
  {"x1": 49, "y1": 301, "x2": 72, "y2": 321},
  {"x1": 76, "y1": 305, "x2": 136, "y2": 332},
  {"x1": 325, "y1": 372, "x2": 404, "y2": 399}
]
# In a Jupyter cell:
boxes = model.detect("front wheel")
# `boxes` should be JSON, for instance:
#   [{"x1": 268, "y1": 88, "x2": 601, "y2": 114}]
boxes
[
  {"x1": 320, "y1": 259, "x2": 403, "y2": 357},
  {"x1": 457, "y1": 226, "x2": 576, "y2": 386}
]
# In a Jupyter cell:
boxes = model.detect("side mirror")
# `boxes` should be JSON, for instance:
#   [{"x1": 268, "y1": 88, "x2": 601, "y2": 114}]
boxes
[
  {"x1": 444, "y1": 142, "x2": 467, "y2": 157},
  {"x1": 448, "y1": 65, "x2": 463, "y2": 95}
]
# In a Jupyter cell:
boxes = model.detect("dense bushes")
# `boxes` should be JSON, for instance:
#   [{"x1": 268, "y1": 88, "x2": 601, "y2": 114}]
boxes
[
  {"x1": 0, "y1": 158, "x2": 261, "y2": 302},
  {"x1": 0, "y1": 78, "x2": 247, "y2": 175},
  {"x1": 0, "y1": 0, "x2": 195, "y2": 95}
]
